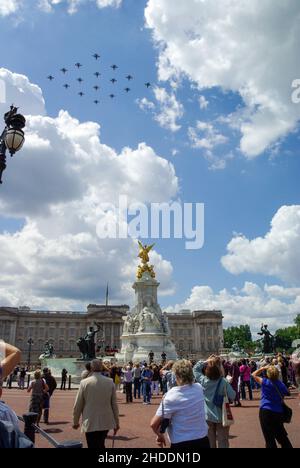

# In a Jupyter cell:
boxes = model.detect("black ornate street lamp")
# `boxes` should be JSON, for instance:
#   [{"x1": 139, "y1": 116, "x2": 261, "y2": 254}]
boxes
[
  {"x1": 27, "y1": 338, "x2": 34, "y2": 369},
  {"x1": 0, "y1": 105, "x2": 26, "y2": 184}
]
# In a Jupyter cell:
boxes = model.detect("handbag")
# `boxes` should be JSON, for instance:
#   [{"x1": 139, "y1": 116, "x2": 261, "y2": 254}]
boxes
[
  {"x1": 222, "y1": 385, "x2": 234, "y2": 427},
  {"x1": 213, "y1": 378, "x2": 224, "y2": 408},
  {"x1": 159, "y1": 397, "x2": 170, "y2": 433},
  {"x1": 272, "y1": 382, "x2": 293, "y2": 424}
]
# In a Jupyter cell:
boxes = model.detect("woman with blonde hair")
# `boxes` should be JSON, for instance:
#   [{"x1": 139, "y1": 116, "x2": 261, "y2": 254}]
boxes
[
  {"x1": 151, "y1": 360, "x2": 209, "y2": 449},
  {"x1": 252, "y1": 365, "x2": 293, "y2": 448},
  {"x1": 0, "y1": 341, "x2": 21, "y2": 384},
  {"x1": 27, "y1": 369, "x2": 49, "y2": 426}
]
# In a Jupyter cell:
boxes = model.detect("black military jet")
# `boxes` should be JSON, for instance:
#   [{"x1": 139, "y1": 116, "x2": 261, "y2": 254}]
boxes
[
  {"x1": 94, "y1": 72, "x2": 101, "y2": 78},
  {"x1": 94, "y1": 100, "x2": 99, "y2": 105},
  {"x1": 93, "y1": 53, "x2": 100, "y2": 60},
  {"x1": 75, "y1": 63, "x2": 83, "y2": 69},
  {"x1": 124, "y1": 88, "x2": 131, "y2": 93},
  {"x1": 47, "y1": 75, "x2": 54, "y2": 81},
  {"x1": 61, "y1": 68, "x2": 68, "y2": 74},
  {"x1": 93, "y1": 85, "x2": 100, "y2": 91},
  {"x1": 110, "y1": 78, "x2": 117, "y2": 84},
  {"x1": 63, "y1": 84, "x2": 70, "y2": 89},
  {"x1": 145, "y1": 82, "x2": 151, "y2": 88},
  {"x1": 109, "y1": 94, "x2": 115, "y2": 99},
  {"x1": 126, "y1": 75, "x2": 133, "y2": 81},
  {"x1": 78, "y1": 92, "x2": 85, "y2": 97},
  {"x1": 77, "y1": 78, "x2": 83, "y2": 83},
  {"x1": 111, "y1": 64, "x2": 118, "y2": 71}
]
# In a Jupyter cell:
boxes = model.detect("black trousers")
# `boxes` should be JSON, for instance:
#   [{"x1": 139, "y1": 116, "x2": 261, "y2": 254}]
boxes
[
  {"x1": 241, "y1": 381, "x2": 253, "y2": 400},
  {"x1": 171, "y1": 437, "x2": 210, "y2": 450},
  {"x1": 125, "y1": 382, "x2": 133, "y2": 402},
  {"x1": 86, "y1": 430, "x2": 109, "y2": 449},
  {"x1": 259, "y1": 409, "x2": 293, "y2": 449},
  {"x1": 61, "y1": 380, "x2": 66, "y2": 390}
]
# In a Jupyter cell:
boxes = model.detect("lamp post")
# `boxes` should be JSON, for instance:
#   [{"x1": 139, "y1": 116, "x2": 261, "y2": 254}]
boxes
[
  {"x1": 0, "y1": 105, "x2": 26, "y2": 184},
  {"x1": 27, "y1": 338, "x2": 34, "y2": 369}
]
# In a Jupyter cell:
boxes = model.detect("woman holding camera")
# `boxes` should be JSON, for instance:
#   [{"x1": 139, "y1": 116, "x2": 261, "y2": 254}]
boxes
[
  {"x1": 252, "y1": 365, "x2": 293, "y2": 448},
  {"x1": 150, "y1": 360, "x2": 210, "y2": 449},
  {"x1": 0, "y1": 341, "x2": 21, "y2": 384},
  {"x1": 193, "y1": 356, "x2": 236, "y2": 448}
]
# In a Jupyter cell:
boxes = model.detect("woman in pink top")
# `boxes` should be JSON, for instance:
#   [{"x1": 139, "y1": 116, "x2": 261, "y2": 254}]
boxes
[{"x1": 239, "y1": 360, "x2": 253, "y2": 401}]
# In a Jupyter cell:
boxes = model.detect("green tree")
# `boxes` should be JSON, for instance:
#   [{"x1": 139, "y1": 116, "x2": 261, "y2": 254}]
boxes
[
  {"x1": 274, "y1": 326, "x2": 299, "y2": 351},
  {"x1": 223, "y1": 325, "x2": 253, "y2": 349},
  {"x1": 294, "y1": 314, "x2": 300, "y2": 330}
]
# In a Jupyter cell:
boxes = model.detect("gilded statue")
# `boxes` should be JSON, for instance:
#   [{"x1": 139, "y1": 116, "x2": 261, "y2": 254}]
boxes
[{"x1": 137, "y1": 241, "x2": 156, "y2": 279}]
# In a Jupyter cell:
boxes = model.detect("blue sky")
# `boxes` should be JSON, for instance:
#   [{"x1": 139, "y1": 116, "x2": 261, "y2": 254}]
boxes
[{"x1": 0, "y1": 0, "x2": 300, "y2": 330}]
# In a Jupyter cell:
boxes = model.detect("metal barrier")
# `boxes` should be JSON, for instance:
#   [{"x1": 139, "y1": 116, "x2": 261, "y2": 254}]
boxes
[{"x1": 18, "y1": 413, "x2": 82, "y2": 448}]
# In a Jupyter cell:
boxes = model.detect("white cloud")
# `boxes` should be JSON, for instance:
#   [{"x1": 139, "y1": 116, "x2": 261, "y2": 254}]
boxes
[
  {"x1": 0, "y1": 0, "x2": 20, "y2": 16},
  {"x1": 136, "y1": 97, "x2": 155, "y2": 112},
  {"x1": 153, "y1": 87, "x2": 184, "y2": 132},
  {"x1": 222, "y1": 206, "x2": 300, "y2": 285},
  {"x1": 167, "y1": 282, "x2": 300, "y2": 331},
  {"x1": 137, "y1": 87, "x2": 184, "y2": 133},
  {"x1": 38, "y1": 0, "x2": 122, "y2": 14},
  {"x1": 145, "y1": 0, "x2": 300, "y2": 158},
  {"x1": 0, "y1": 69, "x2": 178, "y2": 308},
  {"x1": 199, "y1": 95, "x2": 209, "y2": 110},
  {"x1": 188, "y1": 120, "x2": 229, "y2": 169}
]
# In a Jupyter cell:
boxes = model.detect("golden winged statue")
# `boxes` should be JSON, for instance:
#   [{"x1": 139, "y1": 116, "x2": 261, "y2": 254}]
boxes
[{"x1": 137, "y1": 241, "x2": 156, "y2": 279}]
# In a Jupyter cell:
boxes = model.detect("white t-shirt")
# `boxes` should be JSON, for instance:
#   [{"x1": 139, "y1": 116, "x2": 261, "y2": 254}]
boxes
[{"x1": 156, "y1": 383, "x2": 208, "y2": 444}]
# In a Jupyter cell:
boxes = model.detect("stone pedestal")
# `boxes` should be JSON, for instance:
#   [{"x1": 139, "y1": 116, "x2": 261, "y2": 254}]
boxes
[{"x1": 116, "y1": 271, "x2": 177, "y2": 364}]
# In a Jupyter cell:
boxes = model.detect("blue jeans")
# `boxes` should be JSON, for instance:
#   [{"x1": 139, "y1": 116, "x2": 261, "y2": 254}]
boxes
[{"x1": 143, "y1": 381, "x2": 151, "y2": 403}]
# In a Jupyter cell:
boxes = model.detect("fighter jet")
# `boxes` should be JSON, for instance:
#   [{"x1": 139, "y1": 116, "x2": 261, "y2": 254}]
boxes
[
  {"x1": 110, "y1": 78, "x2": 117, "y2": 84},
  {"x1": 109, "y1": 94, "x2": 115, "y2": 99},
  {"x1": 77, "y1": 78, "x2": 83, "y2": 83},
  {"x1": 78, "y1": 92, "x2": 85, "y2": 97},
  {"x1": 124, "y1": 88, "x2": 131, "y2": 93},
  {"x1": 145, "y1": 82, "x2": 151, "y2": 88},
  {"x1": 93, "y1": 53, "x2": 100, "y2": 60},
  {"x1": 94, "y1": 100, "x2": 99, "y2": 105},
  {"x1": 94, "y1": 72, "x2": 101, "y2": 78},
  {"x1": 126, "y1": 75, "x2": 133, "y2": 81},
  {"x1": 75, "y1": 63, "x2": 83, "y2": 69},
  {"x1": 61, "y1": 68, "x2": 68, "y2": 74},
  {"x1": 63, "y1": 84, "x2": 70, "y2": 89},
  {"x1": 47, "y1": 75, "x2": 54, "y2": 81},
  {"x1": 111, "y1": 64, "x2": 118, "y2": 71},
  {"x1": 93, "y1": 85, "x2": 100, "y2": 91}
]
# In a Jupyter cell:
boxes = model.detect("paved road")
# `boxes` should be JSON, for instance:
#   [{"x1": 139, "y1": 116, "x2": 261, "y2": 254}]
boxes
[{"x1": 2, "y1": 388, "x2": 299, "y2": 448}]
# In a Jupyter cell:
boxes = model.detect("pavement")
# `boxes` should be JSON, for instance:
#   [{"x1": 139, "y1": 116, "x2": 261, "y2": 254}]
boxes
[{"x1": 2, "y1": 388, "x2": 300, "y2": 449}]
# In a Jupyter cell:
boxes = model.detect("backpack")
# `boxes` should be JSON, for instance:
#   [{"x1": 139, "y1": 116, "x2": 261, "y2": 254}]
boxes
[{"x1": 0, "y1": 421, "x2": 34, "y2": 448}]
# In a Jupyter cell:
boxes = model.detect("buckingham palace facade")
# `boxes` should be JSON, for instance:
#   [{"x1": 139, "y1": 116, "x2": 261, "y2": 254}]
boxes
[{"x1": 0, "y1": 304, "x2": 223, "y2": 362}]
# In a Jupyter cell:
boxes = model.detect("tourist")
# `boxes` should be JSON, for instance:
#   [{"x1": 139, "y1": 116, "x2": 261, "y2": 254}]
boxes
[
  {"x1": 228, "y1": 361, "x2": 241, "y2": 407},
  {"x1": 239, "y1": 360, "x2": 253, "y2": 401},
  {"x1": 0, "y1": 341, "x2": 21, "y2": 384},
  {"x1": 141, "y1": 363, "x2": 153, "y2": 405},
  {"x1": 193, "y1": 356, "x2": 236, "y2": 448},
  {"x1": 152, "y1": 365, "x2": 160, "y2": 396},
  {"x1": 42, "y1": 368, "x2": 57, "y2": 424},
  {"x1": 27, "y1": 369, "x2": 49, "y2": 427},
  {"x1": 160, "y1": 360, "x2": 177, "y2": 394},
  {"x1": 73, "y1": 359, "x2": 120, "y2": 449},
  {"x1": 123, "y1": 365, "x2": 133, "y2": 403},
  {"x1": 252, "y1": 365, "x2": 293, "y2": 448},
  {"x1": 61, "y1": 369, "x2": 68, "y2": 390},
  {"x1": 150, "y1": 360, "x2": 210, "y2": 449},
  {"x1": 81, "y1": 362, "x2": 92, "y2": 380},
  {"x1": 148, "y1": 350, "x2": 154, "y2": 365},
  {"x1": 18, "y1": 367, "x2": 26, "y2": 390},
  {"x1": 133, "y1": 363, "x2": 142, "y2": 399}
]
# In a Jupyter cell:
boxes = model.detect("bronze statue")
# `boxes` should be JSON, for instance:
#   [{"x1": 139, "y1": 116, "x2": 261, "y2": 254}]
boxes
[
  {"x1": 257, "y1": 324, "x2": 274, "y2": 354},
  {"x1": 77, "y1": 322, "x2": 103, "y2": 360}
]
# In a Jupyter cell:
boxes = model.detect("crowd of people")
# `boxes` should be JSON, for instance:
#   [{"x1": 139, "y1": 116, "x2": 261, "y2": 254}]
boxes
[{"x1": 0, "y1": 338, "x2": 300, "y2": 449}]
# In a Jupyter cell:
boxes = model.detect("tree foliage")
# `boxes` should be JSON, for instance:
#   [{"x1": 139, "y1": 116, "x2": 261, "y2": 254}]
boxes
[{"x1": 223, "y1": 325, "x2": 252, "y2": 349}]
